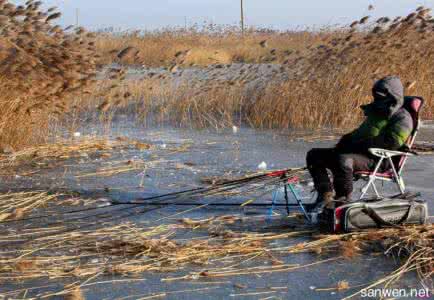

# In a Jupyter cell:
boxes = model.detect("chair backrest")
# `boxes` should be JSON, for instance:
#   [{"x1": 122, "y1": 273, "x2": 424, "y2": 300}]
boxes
[
  {"x1": 395, "y1": 96, "x2": 424, "y2": 173},
  {"x1": 403, "y1": 96, "x2": 424, "y2": 146}
]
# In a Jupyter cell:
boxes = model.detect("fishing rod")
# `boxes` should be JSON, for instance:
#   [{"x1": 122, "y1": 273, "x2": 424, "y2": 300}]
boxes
[
  {"x1": 0, "y1": 168, "x2": 304, "y2": 225},
  {"x1": 1, "y1": 168, "x2": 307, "y2": 244},
  {"x1": 109, "y1": 169, "x2": 309, "y2": 209},
  {"x1": 111, "y1": 202, "x2": 306, "y2": 207},
  {"x1": 27, "y1": 177, "x2": 290, "y2": 241},
  {"x1": 5, "y1": 175, "x2": 284, "y2": 244},
  {"x1": 13, "y1": 170, "x2": 287, "y2": 231},
  {"x1": 111, "y1": 172, "x2": 302, "y2": 207}
]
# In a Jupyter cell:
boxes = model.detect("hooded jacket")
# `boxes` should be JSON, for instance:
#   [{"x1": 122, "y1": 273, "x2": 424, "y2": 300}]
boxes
[{"x1": 337, "y1": 76, "x2": 414, "y2": 153}]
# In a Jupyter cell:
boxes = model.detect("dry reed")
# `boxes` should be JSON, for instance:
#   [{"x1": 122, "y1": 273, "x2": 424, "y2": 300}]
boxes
[
  {"x1": 249, "y1": 8, "x2": 434, "y2": 128},
  {"x1": 4, "y1": 3, "x2": 434, "y2": 146},
  {"x1": 0, "y1": 191, "x2": 57, "y2": 221},
  {"x1": 1, "y1": 209, "x2": 431, "y2": 298},
  {"x1": 0, "y1": 0, "x2": 103, "y2": 150},
  {"x1": 0, "y1": 136, "x2": 148, "y2": 175},
  {"x1": 94, "y1": 27, "x2": 331, "y2": 67},
  {"x1": 88, "y1": 8, "x2": 434, "y2": 130}
]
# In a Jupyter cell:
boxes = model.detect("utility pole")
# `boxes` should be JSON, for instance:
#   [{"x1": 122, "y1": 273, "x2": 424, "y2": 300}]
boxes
[
  {"x1": 75, "y1": 8, "x2": 79, "y2": 27},
  {"x1": 240, "y1": 0, "x2": 245, "y2": 35}
]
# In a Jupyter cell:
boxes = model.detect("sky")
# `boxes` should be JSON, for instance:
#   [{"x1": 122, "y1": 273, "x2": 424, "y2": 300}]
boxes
[{"x1": 11, "y1": 0, "x2": 434, "y2": 31}]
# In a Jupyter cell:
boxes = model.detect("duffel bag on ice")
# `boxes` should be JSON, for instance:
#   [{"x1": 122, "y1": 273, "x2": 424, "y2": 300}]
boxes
[{"x1": 328, "y1": 198, "x2": 428, "y2": 233}]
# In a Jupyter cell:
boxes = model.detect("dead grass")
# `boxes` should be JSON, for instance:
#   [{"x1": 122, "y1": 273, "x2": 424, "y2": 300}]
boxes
[
  {"x1": 0, "y1": 137, "x2": 141, "y2": 163},
  {"x1": 0, "y1": 137, "x2": 141, "y2": 177},
  {"x1": 251, "y1": 8, "x2": 434, "y2": 128},
  {"x1": 0, "y1": 191, "x2": 57, "y2": 221},
  {"x1": 95, "y1": 28, "x2": 332, "y2": 67},
  {"x1": 3, "y1": 4, "x2": 434, "y2": 148},
  {"x1": 85, "y1": 8, "x2": 434, "y2": 130},
  {"x1": 1, "y1": 207, "x2": 431, "y2": 298},
  {"x1": 0, "y1": 1, "x2": 104, "y2": 150}
]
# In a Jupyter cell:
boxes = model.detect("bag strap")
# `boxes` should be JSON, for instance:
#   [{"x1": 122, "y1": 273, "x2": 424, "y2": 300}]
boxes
[{"x1": 361, "y1": 202, "x2": 415, "y2": 228}]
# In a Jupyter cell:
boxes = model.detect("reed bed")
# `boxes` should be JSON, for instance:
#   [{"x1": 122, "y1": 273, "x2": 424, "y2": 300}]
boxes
[
  {"x1": 3, "y1": 2, "x2": 434, "y2": 146},
  {"x1": 88, "y1": 78, "x2": 247, "y2": 130},
  {"x1": 250, "y1": 7, "x2": 434, "y2": 129},
  {"x1": 95, "y1": 27, "x2": 332, "y2": 67},
  {"x1": 88, "y1": 7, "x2": 434, "y2": 130},
  {"x1": 0, "y1": 0, "x2": 105, "y2": 150}
]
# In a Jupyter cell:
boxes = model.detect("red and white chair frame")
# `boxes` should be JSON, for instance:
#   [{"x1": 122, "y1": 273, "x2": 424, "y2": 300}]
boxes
[{"x1": 357, "y1": 148, "x2": 415, "y2": 199}]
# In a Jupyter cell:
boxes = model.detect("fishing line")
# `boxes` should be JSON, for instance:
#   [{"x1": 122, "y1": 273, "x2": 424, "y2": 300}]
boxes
[
  {"x1": 117, "y1": 176, "x2": 285, "y2": 206},
  {"x1": 0, "y1": 170, "x2": 287, "y2": 224},
  {"x1": 8, "y1": 176, "x2": 282, "y2": 242},
  {"x1": 2, "y1": 169, "x2": 305, "y2": 242},
  {"x1": 135, "y1": 175, "x2": 286, "y2": 223},
  {"x1": 52, "y1": 174, "x2": 283, "y2": 227},
  {"x1": 56, "y1": 176, "x2": 282, "y2": 225},
  {"x1": 12, "y1": 183, "x2": 280, "y2": 245}
]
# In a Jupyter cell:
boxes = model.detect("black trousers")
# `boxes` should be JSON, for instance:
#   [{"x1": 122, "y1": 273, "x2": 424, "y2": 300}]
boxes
[{"x1": 306, "y1": 148, "x2": 376, "y2": 198}]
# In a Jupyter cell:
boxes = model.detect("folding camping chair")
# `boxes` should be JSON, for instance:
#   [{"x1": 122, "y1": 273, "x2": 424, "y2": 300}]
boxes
[{"x1": 354, "y1": 96, "x2": 424, "y2": 199}]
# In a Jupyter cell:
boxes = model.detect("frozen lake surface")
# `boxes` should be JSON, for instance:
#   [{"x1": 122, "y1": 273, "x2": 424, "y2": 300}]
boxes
[{"x1": 1, "y1": 121, "x2": 433, "y2": 299}]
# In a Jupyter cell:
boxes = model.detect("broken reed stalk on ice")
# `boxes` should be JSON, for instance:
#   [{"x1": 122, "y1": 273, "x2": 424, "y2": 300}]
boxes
[
  {"x1": 0, "y1": 137, "x2": 149, "y2": 167},
  {"x1": 0, "y1": 196, "x2": 432, "y2": 298},
  {"x1": 0, "y1": 191, "x2": 57, "y2": 221}
]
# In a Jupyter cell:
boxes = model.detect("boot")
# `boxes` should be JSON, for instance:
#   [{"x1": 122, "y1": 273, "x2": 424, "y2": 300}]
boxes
[
  {"x1": 322, "y1": 192, "x2": 336, "y2": 209},
  {"x1": 307, "y1": 191, "x2": 335, "y2": 212},
  {"x1": 333, "y1": 194, "x2": 352, "y2": 208}
]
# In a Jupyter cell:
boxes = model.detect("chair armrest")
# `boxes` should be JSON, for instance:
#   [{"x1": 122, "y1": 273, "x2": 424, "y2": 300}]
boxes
[{"x1": 368, "y1": 148, "x2": 416, "y2": 158}]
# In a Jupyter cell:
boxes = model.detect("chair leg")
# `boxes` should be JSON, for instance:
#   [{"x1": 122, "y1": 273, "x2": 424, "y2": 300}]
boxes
[
  {"x1": 395, "y1": 175, "x2": 406, "y2": 194},
  {"x1": 360, "y1": 179, "x2": 372, "y2": 199},
  {"x1": 372, "y1": 181, "x2": 380, "y2": 198},
  {"x1": 388, "y1": 156, "x2": 405, "y2": 195},
  {"x1": 360, "y1": 177, "x2": 381, "y2": 199},
  {"x1": 359, "y1": 157, "x2": 385, "y2": 200}
]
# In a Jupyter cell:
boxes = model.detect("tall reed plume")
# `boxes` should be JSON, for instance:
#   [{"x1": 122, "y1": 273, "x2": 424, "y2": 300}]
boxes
[{"x1": 0, "y1": 0, "x2": 99, "y2": 150}]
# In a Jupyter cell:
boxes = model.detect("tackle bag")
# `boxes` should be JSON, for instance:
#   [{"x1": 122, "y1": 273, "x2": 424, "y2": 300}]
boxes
[{"x1": 319, "y1": 198, "x2": 428, "y2": 233}]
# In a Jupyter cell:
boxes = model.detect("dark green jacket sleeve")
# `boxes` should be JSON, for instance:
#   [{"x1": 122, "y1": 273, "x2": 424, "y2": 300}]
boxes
[{"x1": 340, "y1": 108, "x2": 413, "y2": 152}]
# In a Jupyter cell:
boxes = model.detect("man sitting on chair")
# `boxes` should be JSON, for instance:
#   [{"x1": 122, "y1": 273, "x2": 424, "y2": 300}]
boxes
[{"x1": 306, "y1": 76, "x2": 414, "y2": 210}]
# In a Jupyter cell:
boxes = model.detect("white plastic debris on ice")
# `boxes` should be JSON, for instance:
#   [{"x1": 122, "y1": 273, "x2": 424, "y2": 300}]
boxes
[{"x1": 257, "y1": 161, "x2": 267, "y2": 170}]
